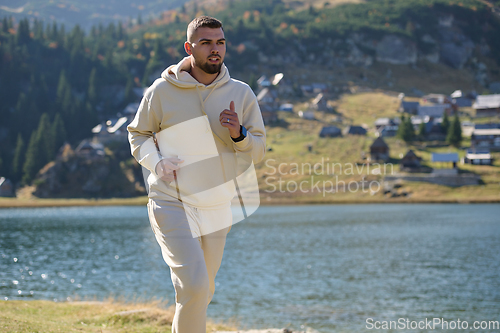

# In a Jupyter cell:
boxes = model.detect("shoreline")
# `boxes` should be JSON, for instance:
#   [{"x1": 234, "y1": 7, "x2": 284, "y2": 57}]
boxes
[{"x1": 0, "y1": 195, "x2": 499, "y2": 208}]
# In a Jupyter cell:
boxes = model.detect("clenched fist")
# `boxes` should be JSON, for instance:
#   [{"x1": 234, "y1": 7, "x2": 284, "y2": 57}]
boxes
[{"x1": 155, "y1": 157, "x2": 184, "y2": 183}]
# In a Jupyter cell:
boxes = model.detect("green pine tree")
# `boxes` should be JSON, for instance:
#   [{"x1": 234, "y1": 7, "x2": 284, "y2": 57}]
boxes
[
  {"x1": 15, "y1": 18, "x2": 31, "y2": 45},
  {"x1": 22, "y1": 131, "x2": 40, "y2": 184},
  {"x1": 34, "y1": 19, "x2": 44, "y2": 40},
  {"x1": 397, "y1": 114, "x2": 406, "y2": 140},
  {"x1": 2, "y1": 17, "x2": 8, "y2": 33},
  {"x1": 309, "y1": 4, "x2": 315, "y2": 15},
  {"x1": 51, "y1": 21, "x2": 58, "y2": 41},
  {"x1": 87, "y1": 68, "x2": 98, "y2": 105},
  {"x1": 124, "y1": 76, "x2": 134, "y2": 104},
  {"x1": 11, "y1": 133, "x2": 25, "y2": 182},
  {"x1": 397, "y1": 114, "x2": 414, "y2": 143},
  {"x1": 51, "y1": 113, "x2": 67, "y2": 154},
  {"x1": 418, "y1": 122, "x2": 426, "y2": 139},
  {"x1": 405, "y1": 116, "x2": 415, "y2": 142},
  {"x1": 36, "y1": 113, "x2": 53, "y2": 164},
  {"x1": 441, "y1": 112, "x2": 450, "y2": 133},
  {"x1": 57, "y1": 70, "x2": 68, "y2": 101},
  {"x1": 117, "y1": 22, "x2": 124, "y2": 40},
  {"x1": 446, "y1": 114, "x2": 462, "y2": 147},
  {"x1": 14, "y1": 93, "x2": 30, "y2": 136},
  {"x1": 143, "y1": 39, "x2": 168, "y2": 86}
]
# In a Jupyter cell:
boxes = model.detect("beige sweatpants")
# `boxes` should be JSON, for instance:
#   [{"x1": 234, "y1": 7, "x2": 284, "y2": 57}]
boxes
[{"x1": 147, "y1": 198, "x2": 231, "y2": 333}]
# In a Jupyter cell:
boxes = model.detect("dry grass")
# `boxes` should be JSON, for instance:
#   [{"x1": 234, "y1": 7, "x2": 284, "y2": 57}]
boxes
[
  {"x1": 332, "y1": 91, "x2": 401, "y2": 126},
  {"x1": 0, "y1": 196, "x2": 149, "y2": 208},
  {"x1": 0, "y1": 300, "x2": 236, "y2": 333}
]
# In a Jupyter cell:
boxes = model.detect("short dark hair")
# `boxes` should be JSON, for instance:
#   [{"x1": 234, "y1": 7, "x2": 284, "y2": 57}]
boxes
[{"x1": 187, "y1": 16, "x2": 223, "y2": 42}]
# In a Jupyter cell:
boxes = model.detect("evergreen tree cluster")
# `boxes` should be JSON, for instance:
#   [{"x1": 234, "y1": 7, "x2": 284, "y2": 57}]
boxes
[
  {"x1": 397, "y1": 114, "x2": 415, "y2": 143},
  {"x1": 398, "y1": 111, "x2": 462, "y2": 146},
  {"x1": 438, "y1": 112, "x2": 462, "y2": 146},
  {"x1": 0, "y1": 16, "x2": 169, "y2": 185},
  {"x1": 0, "y1": 0, "x2": 496, "y2": 187}
]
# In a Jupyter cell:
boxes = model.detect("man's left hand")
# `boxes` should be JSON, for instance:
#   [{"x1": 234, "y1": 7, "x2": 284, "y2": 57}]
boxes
[{"x1": 219, "y1": 101, "x2": 240, "y2": 138}]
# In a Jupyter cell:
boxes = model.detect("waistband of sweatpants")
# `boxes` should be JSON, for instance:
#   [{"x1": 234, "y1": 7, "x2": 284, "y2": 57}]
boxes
[{"x1": 148, "y1": 197, "x2": 231, "y2": 211}]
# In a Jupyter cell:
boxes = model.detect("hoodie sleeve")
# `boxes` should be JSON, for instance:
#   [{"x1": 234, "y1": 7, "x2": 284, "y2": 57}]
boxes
[
  {"x1": 232, "y1": 90, "x2": 266, "y2": 164},
  {"x1": 127, "y1": 92, "x2": 163, "y2": 175}
]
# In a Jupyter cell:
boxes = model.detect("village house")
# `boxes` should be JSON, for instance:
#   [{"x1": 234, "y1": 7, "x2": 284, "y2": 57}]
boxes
[
  {"x1": 91, "y1": 116, "x2": 129, "y2": 144},
  {"x1": 279, "y1": 103, "x2": 294, "y2": 112},
  {"x1": 257, "y1": 75, "x2": 271, "y2": 88},
  {"x1": 311, "y1": 93, "x2": 329, "y2": 112},
  {"x1": 257, "y1": 87, "x2": 276, "y2": 106},
  {"x1": 369, "y1": 137, "x2": 390, "y2": 162},
  {"x1": 473, "y1": 94, "x2": 500, "y2": 117},
  {"x1": 411, "y1": 116, "x2": 446, "y2": 141},
  {"x1": 470, "y1": 128, "x2": 500, "y2": 149},
  {"x1": 431, "y1": 152, "x2": 459, "y2": 174},
  {"x1": 0, "y1": 177, "x2": 14, "y2": 197},
  {"x1": 319, "y1": 126, "x2": 342, "y2": 138},
  {"x1": 450, "y1": 90, "x2": 474, "y2": 108},
  {"x1": 474, "y1": 123, "x2": 500, "y2": 129},
  {"x1": 463, "y1": 148, "x2": 494, "y2": 165},
  {"x1": 301, "y1": 83, "x2": 328, "y2": 96},
  {"x1": 343, "y1": 125, "x2": 367, "y2": 136},
  {"x1": 398, "y1": 100, "x2": 420, "y2": 114},
  {"x1": 417, "y1": 104, "x2": 451, "y2": 118},
  {"x1": 271, "y1": 73, "x2": 294, "y2": 96},
  {"x1": 400, "y1": 150, "x2": 423, "y2": 172},
  {"x1": 379, "y1": 126, "x2": 398, "y2": 137},
  {"x1": 422, "y1": 93, "x2": 450, "y2": 104},
  {"x1": 374, "y1": 117, "x2": 399, "y2": 137},
  {"x1": 259, "y1": 104, "x2": 279, "y2": 125},
  {"x1": 374, "y1": 118, "x2": 397, "y2": 130},
  {"x1": 257, "y1": 73, "x2": 292, "y2": 97},
  {"x1": 298, "y1": 110, "x2": 315, "y2": 120},
  {"x1": 75, "y1": 140, "x2": 105, "y2": 160},
  {"x1": 422, "y1": 93, "x2": 458, "y2": 114}
]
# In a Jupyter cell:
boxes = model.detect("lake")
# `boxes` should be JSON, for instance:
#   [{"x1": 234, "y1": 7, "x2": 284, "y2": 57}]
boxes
[{"x1": 1, "y1": 204, "x2": 499, "y2": 332}]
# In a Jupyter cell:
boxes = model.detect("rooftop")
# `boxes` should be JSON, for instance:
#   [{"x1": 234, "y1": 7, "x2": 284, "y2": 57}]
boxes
[
  {"x1": 431, "y1": 153, "x2": 459, "y2": 163},
  {"x1": 466, "y1": 153, "x2": 491, "y2": 159},
  {"x1": 473, "y1": 94, "x2": 500, "y2": 109},
  {"x1": 472, "y1": 128, "x2": 500, "y2": 136}
]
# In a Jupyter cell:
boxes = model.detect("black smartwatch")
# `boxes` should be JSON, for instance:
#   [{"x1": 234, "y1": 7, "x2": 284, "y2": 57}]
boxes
[{"x1": 231, "y1": 125, "x2": 247, "y2": 143}]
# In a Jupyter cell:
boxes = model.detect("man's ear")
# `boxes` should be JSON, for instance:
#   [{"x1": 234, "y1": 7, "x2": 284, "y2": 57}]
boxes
[{"x1": 184, "y1": 41, "x2": 192, "y2": 55}]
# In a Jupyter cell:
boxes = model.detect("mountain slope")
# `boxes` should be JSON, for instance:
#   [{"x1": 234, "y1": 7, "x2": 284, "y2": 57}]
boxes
[{"x1": 0, "y1": 0, "x2": 188, "y2": 30}]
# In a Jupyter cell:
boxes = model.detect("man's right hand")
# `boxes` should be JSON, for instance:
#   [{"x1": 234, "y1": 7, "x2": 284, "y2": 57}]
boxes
[{"x1": 155, "y1": 157, "x2": 184, "y2": 183}]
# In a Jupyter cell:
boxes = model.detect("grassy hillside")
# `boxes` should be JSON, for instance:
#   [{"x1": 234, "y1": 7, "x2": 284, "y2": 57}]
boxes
[{"x1": 255, "y1": 92, "x2": 500, "y2": 204}]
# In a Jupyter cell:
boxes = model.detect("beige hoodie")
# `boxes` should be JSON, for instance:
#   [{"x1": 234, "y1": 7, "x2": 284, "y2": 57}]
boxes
[{"x1": 127, "y1": 56, "x2": 266, "y2": 208}]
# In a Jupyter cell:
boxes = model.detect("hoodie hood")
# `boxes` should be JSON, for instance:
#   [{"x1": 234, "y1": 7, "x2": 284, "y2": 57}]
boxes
[{"x1": 161, "y1": 56, "x2": 230, "y2": 88}]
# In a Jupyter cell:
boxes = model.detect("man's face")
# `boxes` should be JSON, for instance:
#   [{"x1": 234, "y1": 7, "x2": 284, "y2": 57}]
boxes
[{"x1": 187, "y1": 27, "x2": 226, "y2": 75}]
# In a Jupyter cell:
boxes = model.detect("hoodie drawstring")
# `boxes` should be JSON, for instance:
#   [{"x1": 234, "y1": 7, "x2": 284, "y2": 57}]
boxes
[
  {"x1": 195, "y1": 84, "x2": 231, "y2": 184},
  {"x1": 195, "y1": 84, "x2": 227, "y2": 147}
]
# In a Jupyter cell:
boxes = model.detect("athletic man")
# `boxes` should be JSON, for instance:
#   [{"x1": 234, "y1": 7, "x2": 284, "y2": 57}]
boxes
[{"x1": 127, "y1": 16, "x2": 266, "y2": 333}]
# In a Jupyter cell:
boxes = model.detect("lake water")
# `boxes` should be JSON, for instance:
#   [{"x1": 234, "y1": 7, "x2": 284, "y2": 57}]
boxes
[{"x1": 1, "y1": 204, "x2": 499, "y2": 332}]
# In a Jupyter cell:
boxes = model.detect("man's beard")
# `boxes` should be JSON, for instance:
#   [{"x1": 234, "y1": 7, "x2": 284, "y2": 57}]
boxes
[{"x1": 197, "y1": 58, "x2": 223, "y2": 74}]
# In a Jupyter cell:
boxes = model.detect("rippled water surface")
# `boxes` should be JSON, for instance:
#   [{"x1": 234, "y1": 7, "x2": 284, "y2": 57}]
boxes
[{"x1": 1, "y1": 204, "x2": 499, "y2": 332}]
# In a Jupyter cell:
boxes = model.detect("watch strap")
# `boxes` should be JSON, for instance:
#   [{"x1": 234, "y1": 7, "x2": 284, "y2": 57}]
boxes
[{"x1": 231, "y1": 125, "x2": 247, "y2": 143}]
